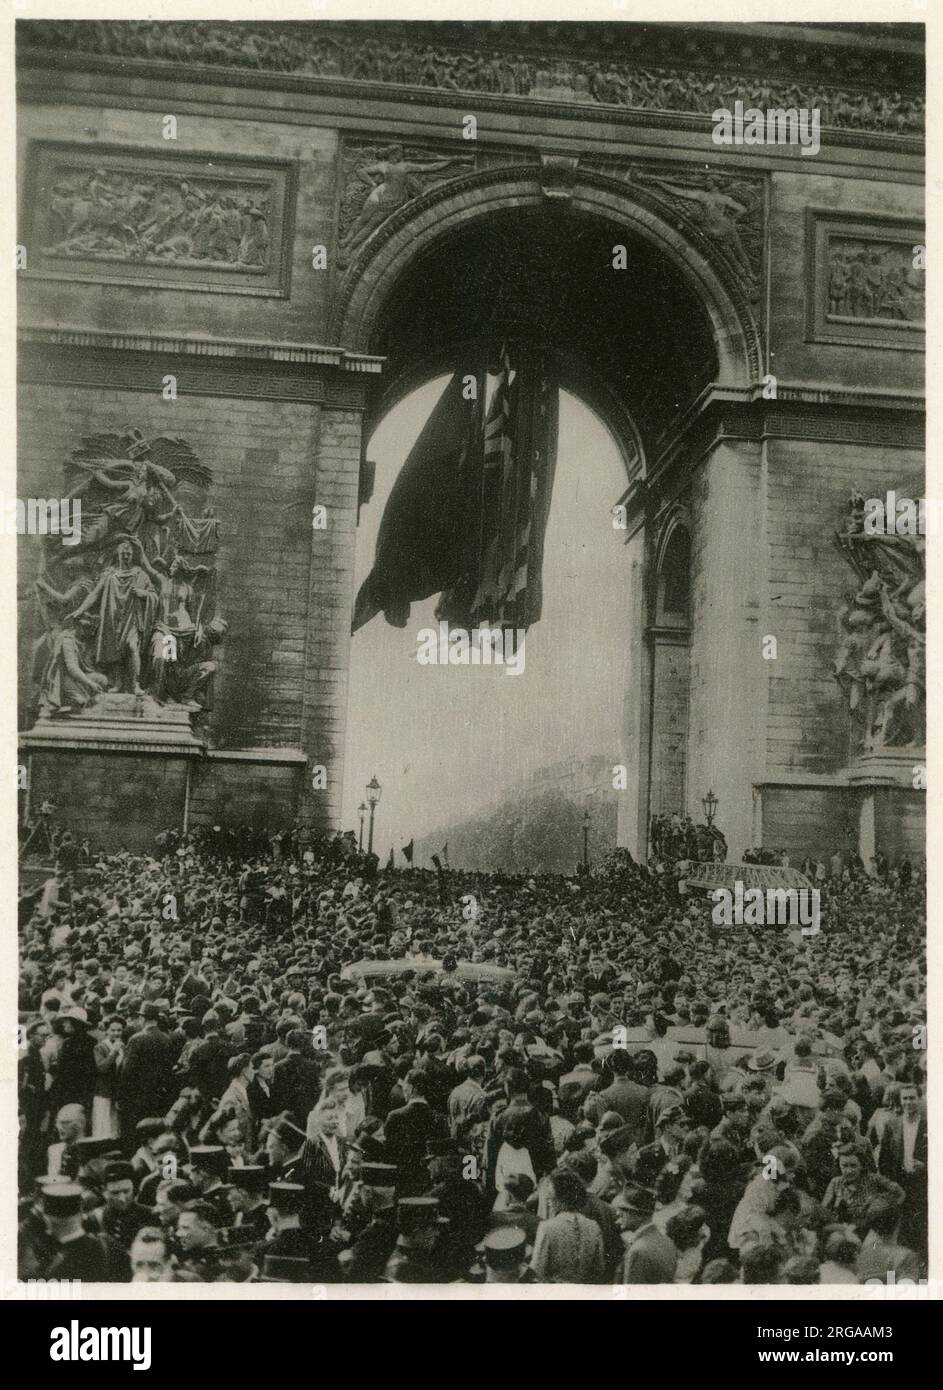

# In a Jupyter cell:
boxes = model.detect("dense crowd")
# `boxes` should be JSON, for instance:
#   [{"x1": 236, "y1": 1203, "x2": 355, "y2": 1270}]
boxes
[{"x1": 18, "y1": 825, "x2": 927, "y2": 1286}]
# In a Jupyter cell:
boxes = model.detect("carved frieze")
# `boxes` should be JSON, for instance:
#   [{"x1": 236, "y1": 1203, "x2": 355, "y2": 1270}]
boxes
[
  {"x1": 337, "y1": 141, "x2": 475, "y2": 267},
  {"x1": 588, "y1": 160, "x2": 765, "y2": 301},
  {"x1": 23, "y1": 144, "x2": 294, "y2": 295},
  {"x1": 806, "y1": 213, "x2": 925, "y2": 350},
  {"x1": 31, "y1": 430, "x2": 225, "y2": 730},
  {"x1": 18, "y1": 21, "x2": 925, "y2": 138}
]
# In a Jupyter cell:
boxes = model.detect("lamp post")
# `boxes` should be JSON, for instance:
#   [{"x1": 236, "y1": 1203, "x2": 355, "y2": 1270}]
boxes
[
  {"x1": 702, "y1": 789, "x2": 718, "y2": 828},
  {"x1": 366, "y1": 776, "x2": 381, "y2": 855},
  {"x1": 582, "y1": 808, "x2": 591, "y2": 871},
  {"x1": 357, "y1": 802, "x2": 367, "y2": 852}
]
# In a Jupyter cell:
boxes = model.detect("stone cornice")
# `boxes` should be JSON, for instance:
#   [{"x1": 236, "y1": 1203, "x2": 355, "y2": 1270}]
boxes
[
  {"x1": 17, "y1": 325, "x2": 384, "y2": 374},
  {"x1": 18, "y1": 329, "x2": 380, "y2": 408},
  {"x1": 628, "y1": 385, "x2": 926, "y2": 524}
]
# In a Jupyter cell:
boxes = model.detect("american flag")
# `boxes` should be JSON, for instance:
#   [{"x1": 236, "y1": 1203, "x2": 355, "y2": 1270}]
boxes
[{"x1": 472, "y1": 344, "x2": 558, "y2": 634}]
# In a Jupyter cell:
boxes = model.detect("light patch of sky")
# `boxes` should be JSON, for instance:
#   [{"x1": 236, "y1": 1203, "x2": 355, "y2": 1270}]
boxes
[{"x1": 342, "y1": 377, "x2": 629, "y2": 860}]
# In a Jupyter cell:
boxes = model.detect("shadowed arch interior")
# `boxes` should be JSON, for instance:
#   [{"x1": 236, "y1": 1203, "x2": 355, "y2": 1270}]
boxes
[{"x1": 368, "y1": 204, "x2": 719, "y2": 457}]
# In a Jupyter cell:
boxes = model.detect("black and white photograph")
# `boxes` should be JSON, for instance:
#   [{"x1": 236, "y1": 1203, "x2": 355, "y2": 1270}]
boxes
[{"x1": 10, "y1": 4, "x2": 930, "y2": 1310}]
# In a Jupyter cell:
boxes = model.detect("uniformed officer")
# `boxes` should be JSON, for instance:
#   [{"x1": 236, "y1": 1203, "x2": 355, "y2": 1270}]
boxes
[
  {"x1": 185, "y1": 1145, "x2": 232, "y2": 1224},
  {"x1": 225, "y1": 1166, "x2": 271, "y2": 1243},
  {"x1": 344, "y1": 1162, "x2": 399, "y2": 1280},
  {"x1": 34, "y1": 1184, "x2": 112, "y2": 1280},
  {"x1": 382, "y1": 1196, "x2": 451, "y2": 1283},
  {"x1": 480, "y1": 1226, "x2": 537, "y2": 1283}
]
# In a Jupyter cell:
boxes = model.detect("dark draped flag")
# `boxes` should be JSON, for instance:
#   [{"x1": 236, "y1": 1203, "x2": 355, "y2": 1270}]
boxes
[
  {"x1": 351, "y1": 370, "x2": 483, "y2": 633},
  {"x1": 353, "y1": 346, "x2": 558, "y2": 636}
]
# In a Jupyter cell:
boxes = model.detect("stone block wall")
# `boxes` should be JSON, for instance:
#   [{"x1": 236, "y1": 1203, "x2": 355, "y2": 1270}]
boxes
[{"x1": 764, "y1": 436, "x2": 924, "y2": 776}]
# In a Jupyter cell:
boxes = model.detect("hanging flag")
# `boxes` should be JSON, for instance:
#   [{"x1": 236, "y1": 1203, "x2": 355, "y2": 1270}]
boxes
[
  {"x1": 469, "y1": 344, "x2": 558, "y2": 634},
  {"x1": 513, "y1": 349, "x2": 559, "y2": 630},
  {"x1": 402, "y1": 839, "x2": 414, "y2": 864},
  {"x1": 442, "y1": 841, "x2": 449, "y2": 866},
  {"x1": 468, "y1": 343, "x2": 513, "y2": 629},
  {"x1": 352, "y1": 370, "x2": 483, "y2": 633}
]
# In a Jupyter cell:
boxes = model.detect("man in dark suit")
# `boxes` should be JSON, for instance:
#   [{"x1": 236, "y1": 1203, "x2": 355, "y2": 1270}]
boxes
[
  {"x1": 557, "y1": 1042, "x2": 598, "y2": 1121},
  {"x1": 117, "y1": 1002, "x2": 178, "y2": 1136},
  {"x1": 581, "y1": 1048, "x2": 651, "y2": 1145},
  {"x1": 187, "y1": 1011, "x2": 233, "y2": 1105},
  {"x1": 483, "y1": 1068, "x2": 556, "y2": 1195},
  {"x1": 247, "y1": 1052, "x2": 281, "y2": 1127},
  {"x1": 383, "y1": 1070, "x2": 447, "y2": 1197},
  {"x1": 877, "y1": 1081, "x2": 927, "y2": 1256},
  {"x1": 272, "y1": 1030, "x2": 322, "y2": 1129}
]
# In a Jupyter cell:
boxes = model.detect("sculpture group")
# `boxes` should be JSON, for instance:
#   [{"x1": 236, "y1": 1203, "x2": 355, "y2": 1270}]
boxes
[
  {"x1": 834, "y1": 489, "x2": 925, "y2": 752},
  {"x1": 31, "y1": 429, "x2": 226, "y2": 722}
]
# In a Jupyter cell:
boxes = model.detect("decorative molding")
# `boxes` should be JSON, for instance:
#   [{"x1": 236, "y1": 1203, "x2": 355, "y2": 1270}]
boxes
[
  {"x1": 17, "y1": 21, "x2": 924, "y2": 140},
  {"x1": 18, "y1": 340, "x2": 373, "y2": 409},
  {"x1": 805, "y1": 210, "x2": 925, "y2": 352},
  {"x1": 21, "y1": 142, "x2": 296, "y2": 297},
  {"x1": 206, "y1": 747, "x2": 308, "y2": 764},
  {"x1": 18, "y1": 324, "x2": 384, "y2": 372}
]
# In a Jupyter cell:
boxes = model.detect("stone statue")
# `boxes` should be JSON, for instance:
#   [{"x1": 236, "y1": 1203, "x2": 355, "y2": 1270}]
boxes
[
  {"x1": 125, "y1": 538, "x2": 213, "y2": 702},
  {"x1": 32, "y1": 574, "x2": 109, "y2": 716},
  {"x1": 30, "y1": 429, "x2": 224, "y2": 723},
  {"x1": 67, "y1": 538, "x2": 159, "y2": 695},
  {"x1": 833, "y1": 506, "x2": 925, "y2": 752}
]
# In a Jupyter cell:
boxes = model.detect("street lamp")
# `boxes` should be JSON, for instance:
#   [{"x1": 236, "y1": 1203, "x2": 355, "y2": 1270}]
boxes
[
  {"x1": 702, "y1": 789, "x2": 718, "y2": 828},
  {"x1": 357, "y1": 802, "x2": 368, "y2": 852},
  {"x1": 365, "y1": 776, "x2": 382, "y2": 855},
  {"x1": 582, "y1": 807, "x2": 591, "y2": 871}
]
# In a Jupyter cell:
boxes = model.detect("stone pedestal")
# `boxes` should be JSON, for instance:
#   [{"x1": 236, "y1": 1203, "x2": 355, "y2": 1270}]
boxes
[
  {"x1": 23, "y1": 692, "x2": 205, "y2": 755},
  {"x1": 848, "y1": 748, "x2": 925, "y2": 866}
]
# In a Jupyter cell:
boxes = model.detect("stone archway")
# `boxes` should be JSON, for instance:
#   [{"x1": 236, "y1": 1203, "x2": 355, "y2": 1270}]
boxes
[{"x1": 331, "y1": 166, "x2": 765, "y2": 858}]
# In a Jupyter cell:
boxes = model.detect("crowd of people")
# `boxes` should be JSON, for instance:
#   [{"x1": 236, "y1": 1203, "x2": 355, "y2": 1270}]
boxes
[{"x1": 18, "y1": 823, "x2": 927, "y2": 1286}]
